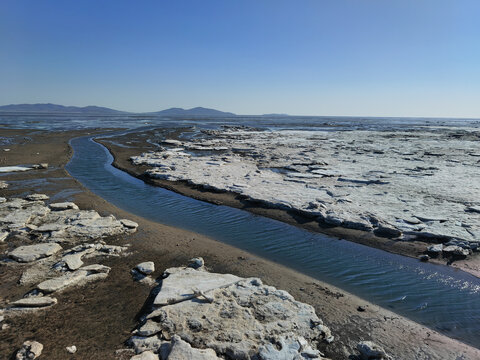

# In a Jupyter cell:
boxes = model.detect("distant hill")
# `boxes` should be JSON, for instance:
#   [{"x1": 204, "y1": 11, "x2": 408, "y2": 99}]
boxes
[
  {"x1": 0, "y1": 103, "x2": 126, "y2": 114},
  {"x1": 262, "y1": 113, "x2": 289, "y2": 117},
  {"x1": 149, "y1": 107, "x2": 236, "y2": 117},
  {"x1": 0, "y1": 104, "x2": 236, "y2": 117}
]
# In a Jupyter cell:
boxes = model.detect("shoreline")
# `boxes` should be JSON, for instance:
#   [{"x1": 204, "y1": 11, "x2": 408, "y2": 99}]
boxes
[
  {"x1": 97, "y1": 132, "x2": 480, "y2": 279},
  {"x1": 1, "y1": 128, "x2": 479, "y2": 359}
]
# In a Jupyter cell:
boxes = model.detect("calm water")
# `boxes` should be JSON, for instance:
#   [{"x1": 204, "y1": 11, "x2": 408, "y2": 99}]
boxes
[{"x1": 66, "y1": 135, "x2": 480, "y2": 348}]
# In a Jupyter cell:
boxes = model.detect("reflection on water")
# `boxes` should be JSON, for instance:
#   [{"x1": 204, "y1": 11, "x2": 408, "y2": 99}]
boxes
[{"x1": 67, "y1": 136, "x2": 480, "y2": 348}]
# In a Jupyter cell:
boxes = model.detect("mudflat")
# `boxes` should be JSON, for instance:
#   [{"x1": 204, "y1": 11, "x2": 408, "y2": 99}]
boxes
[{"x1": 1, "y1": 128, "x2": 479, "y2": 359}]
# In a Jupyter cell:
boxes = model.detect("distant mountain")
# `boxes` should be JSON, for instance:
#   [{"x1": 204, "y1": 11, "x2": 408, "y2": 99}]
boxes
[
  {"x1": 0, "y1": 103, "x2": 126, "y2": 114},
  {"x1": 149, "y1": 107, "x2": 236, "y2": 117},
  {"x1": 262, "y1": 113, "x2": 289, "y2": 117},
  {"x1": 0, "y1": 103, "x2": 236, "y2": 117}
]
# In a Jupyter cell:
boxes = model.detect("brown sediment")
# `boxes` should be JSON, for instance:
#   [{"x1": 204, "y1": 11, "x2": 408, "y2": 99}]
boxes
[
  {"x1": 0, "y1": 128, "x2": 479, "y2": 359},
  {"x1": 96, "y1": 129, "x2": 480, "y2": 279}
]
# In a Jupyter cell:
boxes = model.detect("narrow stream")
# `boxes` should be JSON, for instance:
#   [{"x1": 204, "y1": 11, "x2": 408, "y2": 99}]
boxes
[{"x1": 66, "y1": 136, "x2": 480, "y2": 348}]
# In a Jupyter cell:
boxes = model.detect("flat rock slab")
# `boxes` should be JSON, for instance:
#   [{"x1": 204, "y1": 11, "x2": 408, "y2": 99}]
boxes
[
  {"x1": 9, "y1": 243, "x2": 63, "y2": 262},
  {"x1": 0, "y1": 231, "x2": 8, "y2": 242},
  {"x1": 153, "y1": 267, "x2": 241, "y2": 306},
  {"x1": 37, "y1": 264, "x2": 110, "y2": 293},
  {"x1": 49, "y1": 202, "x2": 79, "y2": 211},
  {"x1": 166, "y1": 335, "x2": 220, "y2": 360},
  {"x1": 25, "y1": 194, "x2": 49, "y2": 201},
  {"x1": 136, "y1": 261, "x2": 155, "y2": 275},
  {"x1": 134, "y1": 263, "x2": 331, "y2": 359},
  {"x1": 11, "y1": 296, "x2": 57, "y2": 308},
  {"x1": 121, "y1": 219, "x2": 139, "y2": 228},
  {"x1": 130, "y1": 351, "x2": 159, "y2": 360},
  {"x1": 0, "y1": 166, "x2": 33, "y2": 173}
]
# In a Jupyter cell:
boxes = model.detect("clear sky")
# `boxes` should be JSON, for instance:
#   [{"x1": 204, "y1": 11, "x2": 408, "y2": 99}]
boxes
[{"x1": 1, "y1": 0, "x2": 479, "y2": 117}]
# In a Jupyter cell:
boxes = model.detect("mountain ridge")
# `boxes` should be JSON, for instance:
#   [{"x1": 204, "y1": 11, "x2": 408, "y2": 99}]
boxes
[{"x1": 0, "y1": 103, "x2": 237, "y2": 116}]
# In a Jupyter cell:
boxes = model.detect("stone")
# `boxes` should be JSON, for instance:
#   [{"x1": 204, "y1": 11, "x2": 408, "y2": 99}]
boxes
[
  {"x1": 49, "y1": 202, "x2": 79, "y2": 211},
  {"x1": 66, "y1": 345, "x2": 77, "y2": 354},
  {"x1": 153, "y1": 266, "x2": 240, "y2": 306},
  {"x1": 0, "y1": 166, "x2": 33, "y2": 173},
  {"x1": 16, "y1": 341, "x2": 43, "y2": 359},
  {"x1": 0, "y1": 180, "x2": 8, "y2": 189},
  {"x1": 357, "y1": 341, "x2": 390, "y2": 360},
  {"x1": 25, "y1": 194, "x2": 49, "y2": 201},
  {"x1": 259, "y1": 336, "x2": 323, "y2": 360},
  {"x1": 127, "y1": 335, "x2": 165, "y2": 354},
  {"x1": 166, "y1": 335, "x2": 220, "y2": 360},
  {"x1": 11, "y1": 296, "x2": 57, "y2": 308},
  {"x1": 133, "y1": 262, "x2": 332, "y2": 359},
  {"x1": 0, "y1": 231, "x2": 8, "y2": 242},
  {"x1": 137, "y1": 320, "x2": 162, "y2": 337},
  {"x1": 130, "y1": 351, "x2": 159, "y2": 360},
  {"x1": 59, "y1": 248, "x2": 96, "y2": 271},
  {"x1": 419, "y1": 255, "x2": 430, "y2": 262},
  {"x1": 427, "y1": 244, "x2": 443, "y2": 254},
  {"x1": 9, "y1": 243, "x2": 63, "y2": 262},
  {"x1": 188, "y1": 257, "x2": 205, "y2": 269},
  {"x1": 37, "y1": 265, "x2": 110, "y2": 293},
  {"x1": 466, "y1": 206, "x2": 480, "y2": 214},
  {"x1": 136, "y1": 261, "x2": 155, "y2": 275},
  {"x1": 373, "y1": 223, "x2": 402, "y2": 238},
  {"x1": 121, "y1": 219, "x2": 139, "y2": 228},
  {"x1": 443, "y1": 245, "x2": 469, "y2": 257}
]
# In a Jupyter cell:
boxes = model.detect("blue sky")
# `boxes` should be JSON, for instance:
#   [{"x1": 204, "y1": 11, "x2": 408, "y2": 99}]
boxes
[{"x1": 1, "y1": 0, "x2": 479, "y2": 117}]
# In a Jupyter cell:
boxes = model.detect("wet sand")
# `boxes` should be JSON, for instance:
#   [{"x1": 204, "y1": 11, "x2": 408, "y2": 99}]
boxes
[{"x1": 1, "y1": 128, "x2": 479, "y2": 359}]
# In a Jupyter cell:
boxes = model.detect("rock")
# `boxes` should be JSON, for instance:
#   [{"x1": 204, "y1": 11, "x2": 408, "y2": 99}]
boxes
[
  {"x1": 37, "y1": 265, "x2": 110, "y2": 293},
  {"x1": 0, "y1": 166, "x2": 33, "y2": 173},
  {"x1": 188, "y1": 257, "x2": 204, "y2": 269},
  {"x1": 66, "y1": 345, "x2": 77, "y2": 354},
  {"x1": 163, "y1": 139, "x2": 183, "y2": 146},
  {"x1": 357, "y1": 306, "x2": 366, "y2": 312},
  {"x1": 133, "y1": 262, "x2": 332, "y2": 359},
  {"x1": 0, "y1": 180, "x2": 8, "y2": 189},
  {"x1": 0, "y1": 231, "x2": 8, "y2": 242},
  {"x1": 62, "y1": 253, "x2": 85, "y2": 271},
  {"x1": 166, "y1": 335, "x2": 220, "y2": 360},
  {"x1": 466, "y1": 206, "x2": 480, "y2": 214},
  {"x1": 49, "y1": 202, "x2": 79, "y2": 211},
  {"x1": 427, "y1": 244, "x2": 443, "y2": 254},
  {"x1": 153, "y1": 266, "x2": 240, "y2": 306},
  {"x1": 443, "y1": 245, "x2": 469, "y2": 257},
  {"x1": 137, "y1": 320, "x2": 162, "y2": 337},
  {"x1": 128, "y1": 335, "x2": 165, "y2": 354},
  {"x1": 25, "y1": 194, "x2": 49, "y2": 201},
  {"x1": 16, "y1": 341, "x2": 43, "y2": 359},
  {"x1": 357, "y1": 341, "x2": 390, "y2": 360},
  {"x1": 9, "y1": 243, "x2": 63, "y2": 262},
  {"x1": 259, "y1": 336, "x2": 323, "y2": 360},
  {"x1": 419, "y1": 254, "x2": 430, "y2": 262},
  {"x1": 60, "y1": 249, "x2": 95, "y2": 271},
  {"x1": 130, "y1": 351, "x2": 159, "y2": 360},
  {"x1": 136, "y1": 261, "x2": 155, "y2": 275},
  {"x1": 373, "y1": 223, "x2": 402, "y2": 238},
  {"x1": 121, "y1": 219, "x2": 139, "y2": 229},
  {"x1": 11, "y1": 296, "x2": 57, "y2": 308}
]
